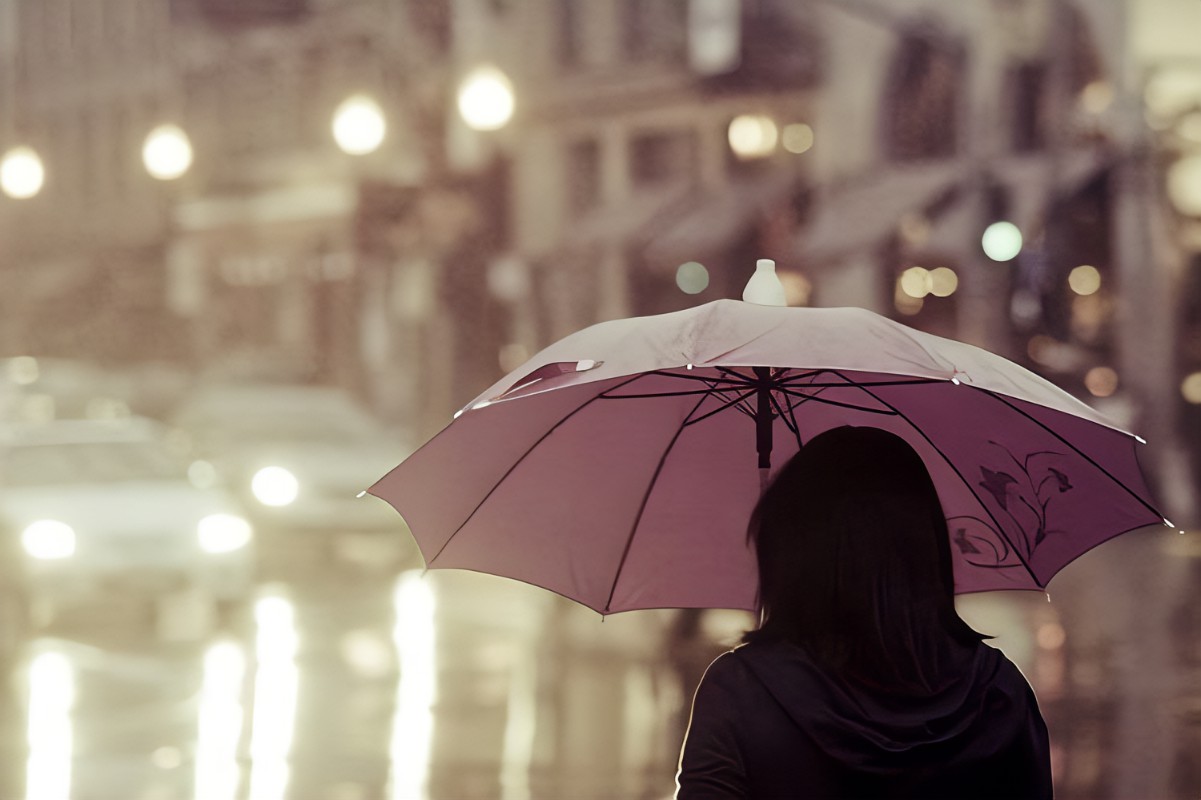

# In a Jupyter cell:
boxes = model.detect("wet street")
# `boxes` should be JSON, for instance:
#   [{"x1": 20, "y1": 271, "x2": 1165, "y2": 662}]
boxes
[
  {"x1": 0, "y1": 574, "x2": 406, "y2": 800},
  {"x1": 0, "y1": 524, "x2": 1194, "y2": 800}
]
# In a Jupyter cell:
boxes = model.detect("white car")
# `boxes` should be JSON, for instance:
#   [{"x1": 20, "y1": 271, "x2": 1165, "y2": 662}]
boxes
[
  {"x1": 170, "y1": 384, "x2": 412, "y2": 573},
  {"x1": 0, "y1": 417, "x2": 255, "y2": 646}
]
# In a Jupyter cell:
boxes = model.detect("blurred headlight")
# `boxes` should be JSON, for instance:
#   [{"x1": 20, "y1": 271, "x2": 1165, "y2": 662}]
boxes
[
  {"x1": 22, "y1": 520, "x2": 76, "y2": 560},
  {"x1": 251, "y1": 466, "x2": 299, "y2": 507},
  {"x1": 197, "y1": 514, "x2": 253, "y2": 554}
]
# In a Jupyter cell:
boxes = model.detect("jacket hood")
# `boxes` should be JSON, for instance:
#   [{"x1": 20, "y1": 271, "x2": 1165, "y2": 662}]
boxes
[{"x1": 733, "y1": 638, "x2": 1031, "y2": 772}]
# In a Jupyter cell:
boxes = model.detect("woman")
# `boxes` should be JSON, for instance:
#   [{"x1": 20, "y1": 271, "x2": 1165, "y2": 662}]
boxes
[{"x1": 677, "y1": 426, "x2": 1053, "y2": 799}]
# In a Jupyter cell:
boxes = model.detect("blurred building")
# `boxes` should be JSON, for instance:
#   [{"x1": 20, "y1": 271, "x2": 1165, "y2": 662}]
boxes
[{"x1": 1, "y1": 2, "x2": 1198, "y2": 796}]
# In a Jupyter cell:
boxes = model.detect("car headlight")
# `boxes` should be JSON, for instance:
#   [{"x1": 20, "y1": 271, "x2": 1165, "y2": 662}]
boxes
[
  {"x1": 251, "y1": 466, "x2": 299, "y2": 507},
  {"x1": 197, "y1": 514, "x2": 253, "y2": 554},
  {"x1": 22, "y1": 520, "x2": 76, "y2": 560}
]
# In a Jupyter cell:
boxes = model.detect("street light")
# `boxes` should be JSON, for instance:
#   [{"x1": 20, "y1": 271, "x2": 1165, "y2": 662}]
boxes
[
  {"x1": 457, "y1": 66, "x2": 515, "y2": 131},
  {"x1": 728, "y1": 114, "x2": 778, "y2": 159},
  {"x1": 1167, "y1": 154, "x2": 1201, "y2": 217},
  {"x1": 981, "y1": 221, "x2": 1023, "y2": 262},
  {"x1": 332, "y1": 94, "x2": 386, "y2": 155},
  {"x1": 1, "y1": 146, "x2": 45, "y2": 199},
  {"x1": 143, "y1": 124, "x2": 193, "y2": 180}
]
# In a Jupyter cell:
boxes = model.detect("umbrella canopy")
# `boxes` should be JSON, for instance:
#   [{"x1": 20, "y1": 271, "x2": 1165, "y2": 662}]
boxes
[{"x1": 369, "y1": 300, "x2": 1165, "y2": 614}]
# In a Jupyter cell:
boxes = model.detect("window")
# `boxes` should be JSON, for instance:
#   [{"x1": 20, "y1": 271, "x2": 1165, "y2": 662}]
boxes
[
  {"x1": 556, "y1": 0, "x2": 582, "y2": 68},
  {"x1": 1007, "y1": 61, "x2": 1046, "y2": 152},
  {"x1": 566, "y1": 138, "x2": 600, "y2": 215},
  {"x1": 882, "y1": 35, "x2": 964, "y2": 161},
  {"x1": 630, "y1": 131, "x2": 695, "y2": 188},
  {"x1": 621, "y1": 0, "x2": 687, "y2": 63}
]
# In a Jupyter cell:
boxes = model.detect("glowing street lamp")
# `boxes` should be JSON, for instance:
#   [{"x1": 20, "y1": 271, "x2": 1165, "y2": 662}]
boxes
[
  {"x1": 332, "y1": 94, "x2": 386, "y2": 155},
  {"x1": 1167, "y1": 154, "x2": 1201, "y2": 217},
  {"x1": 981, "y1": 221, "x2": 1023, "y2": 262},
  {"x1": 728, "y1": 114, "x2": 778, "y2": 159},
  {"x1": 143, "y1": 124, "x2": 193, "y2": 180},
  {"x1": 457, "y1": 66, "x2": 515, "y2": 131},
  {"x1": 1, "y1": 146, "x2": 45, "y2": 199}
]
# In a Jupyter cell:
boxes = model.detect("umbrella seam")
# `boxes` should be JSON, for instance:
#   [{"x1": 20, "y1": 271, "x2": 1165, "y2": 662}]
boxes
[{"x1": 603, "y1": 392, "x2": 712, "y2": 614}]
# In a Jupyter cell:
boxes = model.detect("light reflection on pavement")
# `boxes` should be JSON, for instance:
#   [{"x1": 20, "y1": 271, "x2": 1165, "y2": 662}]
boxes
[
  {"x1": 25, "y1": 650, "x2": 74, "y2": 800},
  {"x1": 0, "y1": 529, "x2": 1195, "y2": 800}
]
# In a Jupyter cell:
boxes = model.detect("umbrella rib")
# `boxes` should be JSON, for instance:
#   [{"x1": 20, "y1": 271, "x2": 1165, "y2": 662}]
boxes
[
  {"x1": 829, "y1": 371, "x2": 1045, "y2": 588},
  {"x1": 768, "y1": 391, "x2": 805, "y2": 451},
  {"x1": 778, "y1": 377, "x2": 944, "y2": 388},
  {"x1": 774, "y1": 387, "x2": 897, "y2": 415},
  {"x1": 683, "y1": 389, "x2": 758, "y2": 427},
  {"x1": 603, "y1": 393, "x2": 712, "y2": 614},
  {"x1": 600, "y1": 388, "x2": 729, "y2": 400},
  {"x1": 969, "y1": 386, "x2": 1164, "y2": 520},
  {"x1": 427, "y1": 372, "x2": 651, "y2": 565},
  {"x1": 646, "y1": 370, "x2": 752, "y2": 387}
]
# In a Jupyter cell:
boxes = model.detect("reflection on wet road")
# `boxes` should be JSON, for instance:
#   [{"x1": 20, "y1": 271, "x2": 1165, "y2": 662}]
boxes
[
  {"x1": 1, "y1": 576, "x2": 419, "y2": 800},
  {"x1": 0, "y1": 531, "x2": 1197, "y2": 800}
]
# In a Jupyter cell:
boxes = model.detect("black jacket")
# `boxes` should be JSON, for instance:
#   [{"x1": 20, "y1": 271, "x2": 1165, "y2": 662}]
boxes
[{"x1": 677, "y1": 639, "x2": 1053, "y2": 799}]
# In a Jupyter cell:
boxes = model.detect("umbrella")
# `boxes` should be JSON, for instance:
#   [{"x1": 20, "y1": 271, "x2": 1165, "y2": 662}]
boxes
[{"x1": 368, "y1": 271, "x2": 1166, "y2": 615}]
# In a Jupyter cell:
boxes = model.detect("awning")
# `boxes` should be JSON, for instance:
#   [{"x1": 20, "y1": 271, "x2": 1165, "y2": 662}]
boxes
[
  {"x1": 559, "y1": 183, "x2": 691, "y2": 254},
  {"x1": 642, "y1": 168, "x2": 804, "y2": 266},
  {"x1": 995, "y1": 147, "x2": 1113, "y2": 236},
  {"x1": 793, "y1": 160, "x2": 965, "y2": 264}
]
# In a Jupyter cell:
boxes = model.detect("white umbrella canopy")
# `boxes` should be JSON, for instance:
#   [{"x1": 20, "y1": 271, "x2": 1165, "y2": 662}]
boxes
[{"x1": 370, "y1": 298, "x2": 1166, "y2": 614}]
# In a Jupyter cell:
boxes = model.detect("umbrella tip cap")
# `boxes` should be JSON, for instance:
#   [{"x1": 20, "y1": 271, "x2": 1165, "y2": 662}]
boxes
[{"x1": 743, "y1": 258, "x2": 787, "y2": 306}]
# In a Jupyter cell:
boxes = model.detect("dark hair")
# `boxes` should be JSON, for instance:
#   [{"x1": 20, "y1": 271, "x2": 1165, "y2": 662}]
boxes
[{"x1": 744, "y1": 426, "x2": 985, "y2": 690}]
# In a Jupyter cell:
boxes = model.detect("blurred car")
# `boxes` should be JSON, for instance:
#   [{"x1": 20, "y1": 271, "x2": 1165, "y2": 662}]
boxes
[
  {"x1": 0, "y1": 355, "x2": 131, "y2": 423},
  {"x1": 0, "y1": 417, "x2": 255, "y2": 651},
  {"x1": 169, "y1": 384, "x2": 412, "y2": 574}
]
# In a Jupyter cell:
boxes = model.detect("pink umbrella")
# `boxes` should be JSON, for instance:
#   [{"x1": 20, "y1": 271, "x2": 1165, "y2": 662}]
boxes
[{"x1": 369, "y1": 295, "x2": 1166, "y2": 614}]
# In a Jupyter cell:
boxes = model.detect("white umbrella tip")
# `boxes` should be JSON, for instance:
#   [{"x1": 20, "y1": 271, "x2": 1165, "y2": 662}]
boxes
[
  {"x1": 743, "y1": 258, "x2": 787, "y2": 306},
  {"x1": 356, "y1": 490, "x2": 367, "y2": 498},
  {"x1": 1134, "y1": 434, "x2": 1147, "y2": 444}
]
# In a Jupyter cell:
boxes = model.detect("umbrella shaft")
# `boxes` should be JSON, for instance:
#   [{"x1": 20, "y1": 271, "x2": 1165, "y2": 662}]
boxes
[{"x1": 754, "y1": 366, "x2": 773, "y2": 470}]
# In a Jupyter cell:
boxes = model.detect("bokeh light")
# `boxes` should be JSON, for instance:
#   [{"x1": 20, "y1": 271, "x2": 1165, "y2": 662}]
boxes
[
  {"x1": 781, "y1": 123, "x2": 814, "y2": 154},
  {"x1": 1, "y1": 146, "x2": 45, "y2": 199},
  {"x1": 458, "y1": 66, "x2": 515, "y2": 131},
  {"x1": 779, "y1": 271, "x2": 813, "y2": 306},
  {"x1": 727, "y1": 115, "x2": 778, "y2": 159},
  {"x1": 143, "y1": 124, "x2": 193, "y2": 180},
  {"x1": 332, "y1": 95, "x2": 387, "y2": 155},
  {"x1": 675, "y1": 261, "x2": 710, "y2": 295},
  {"x1": 1079, "y1": 80, "x2": 1113, "y2": 114},
  {"x1": 982, "y1": 221, "x2": 1023, "y2": 262},
  {"x1": 1181, "y1": 372, "x2": 1201, "y2": 404},
  {"x1": 252, "y1": 467, "x2": 299, "y2": 507},
  {"x1": 1084, "y1": 366, "x2": 1119, "y2": 398},
  {"x1": 1178, "y1": 110, "x2": 1201, "y2": 144},
  {"x1": 1167, "y1": 154, "x2": 1201, "y2": 216},
  {"x1": 899, "y1": 266, "x2": 932, "y2": 298},
  {"x1": 929, "y1": 267, "x2": 959, "y2": 297},
  {"x1": 22, "y1": 520, "x2": 76, "y2": 560},
  {"x1": 1068, "y1": 265, "x2": 1101, "y2": 296}
]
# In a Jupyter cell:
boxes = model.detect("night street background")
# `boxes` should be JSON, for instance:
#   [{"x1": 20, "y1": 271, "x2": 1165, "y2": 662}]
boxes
[{"x1": 0, "y1": 0, "x2": 1199, "y2": 797}]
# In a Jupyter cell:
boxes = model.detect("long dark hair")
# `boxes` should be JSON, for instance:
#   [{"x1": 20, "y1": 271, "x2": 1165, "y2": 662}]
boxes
[{"x1": 744, "y1": 426, "x2": 985, "y2": 690}]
